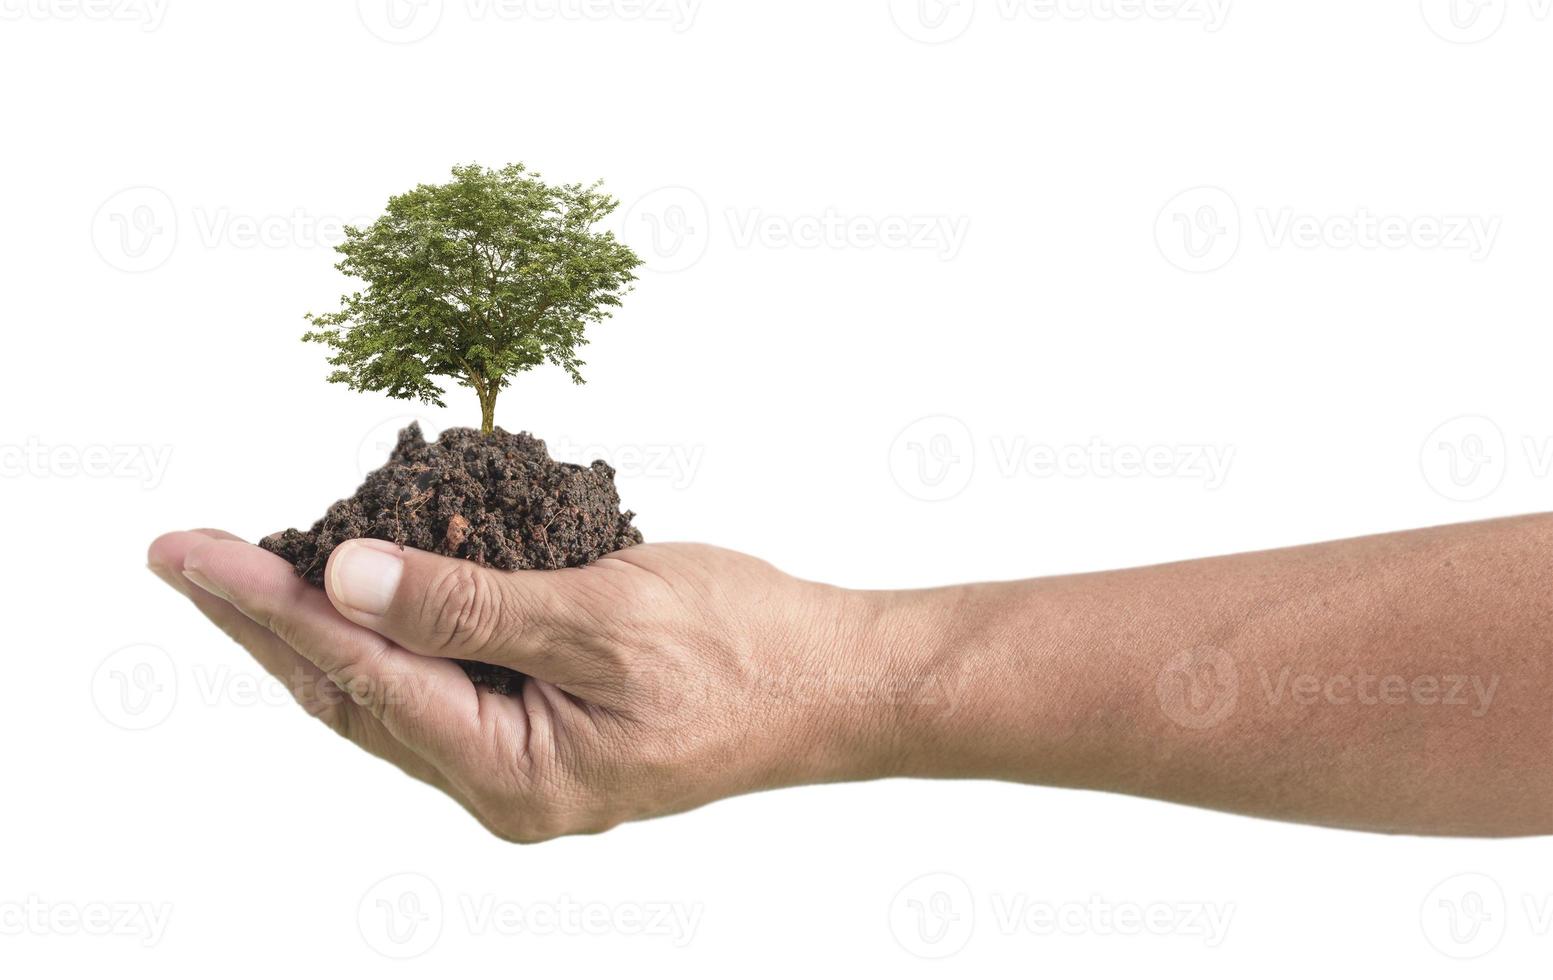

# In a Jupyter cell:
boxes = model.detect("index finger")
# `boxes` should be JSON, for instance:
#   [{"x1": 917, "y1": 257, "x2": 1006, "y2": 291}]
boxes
[{"x1": 181, "y1": 537, "x2": 482, "y2": 758}]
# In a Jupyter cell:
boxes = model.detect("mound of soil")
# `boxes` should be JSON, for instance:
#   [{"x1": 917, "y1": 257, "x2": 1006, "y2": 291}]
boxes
[{"x1": 260, "y1": 423, "x2": 642, "y2": 695}]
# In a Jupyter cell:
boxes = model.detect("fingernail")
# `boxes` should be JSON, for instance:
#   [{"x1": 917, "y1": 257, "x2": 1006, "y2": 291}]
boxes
[
  {"x1": 330, "y1": 541, "x2": 404, "y2": 616},
  {"x1": 182, "y1": 566, "x2": 230, "y2": 602}
]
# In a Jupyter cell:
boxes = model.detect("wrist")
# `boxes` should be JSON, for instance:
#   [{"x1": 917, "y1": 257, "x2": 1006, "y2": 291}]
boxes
[
  {"x1": 797, "y1": 583, "x2": 980, "y2": 783},
  {"x1": 768, "y1": 576, "x2": 1073, "y2": 789},
  {"x1": 829, "y1": 579, "x2": 1089, "y2": 786},
  {"x1": 860, "y1": 584, "x2": 984, "y2": 779}
]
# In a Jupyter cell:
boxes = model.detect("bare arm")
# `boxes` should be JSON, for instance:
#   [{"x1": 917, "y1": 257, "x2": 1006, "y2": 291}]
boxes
[
  {"x1": 149, "y1": 514, "x2": 1553, "y2": 841},
  {"x1": 864, "y1": 513, "x2": 1553, "y2": 836}
]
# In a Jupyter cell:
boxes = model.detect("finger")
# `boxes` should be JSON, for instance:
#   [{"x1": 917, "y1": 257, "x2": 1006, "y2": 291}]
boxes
[
  {"x1": 180, "y1": 537, "x2": 480, "y2": 760},
  {"x1": 148, "y1": 531, "x2": 458, "y2": 792},
  {"x1": 150, "y1": 530, "x2": 337, "y2": 709},
  {"x1": 323, "y1": 539, "x2": 594, "y2": 687}
]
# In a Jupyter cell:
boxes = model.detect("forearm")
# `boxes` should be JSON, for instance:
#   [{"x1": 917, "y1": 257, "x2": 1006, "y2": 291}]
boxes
[{"x1": 850, "y1": 514, "x2": 1553, "y2": 836}]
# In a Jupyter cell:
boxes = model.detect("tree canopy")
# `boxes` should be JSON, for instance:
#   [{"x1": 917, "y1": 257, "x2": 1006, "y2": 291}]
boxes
[{"x1": 304, "y1": 163, "x2": 642, "y2": 434}]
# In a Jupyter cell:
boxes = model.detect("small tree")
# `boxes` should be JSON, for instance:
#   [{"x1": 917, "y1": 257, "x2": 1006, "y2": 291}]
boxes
[{"x1": 304, "y1": 163, "x2": 642, "y2": 435}]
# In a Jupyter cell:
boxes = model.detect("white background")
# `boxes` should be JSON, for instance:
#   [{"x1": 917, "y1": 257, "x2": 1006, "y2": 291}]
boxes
[{"x1": 2, "y1": 0, "x2": 1550, "y2": 974}]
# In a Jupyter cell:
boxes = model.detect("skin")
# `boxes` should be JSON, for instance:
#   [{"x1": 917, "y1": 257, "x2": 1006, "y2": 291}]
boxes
[{"x1": 146, "y1": 513, "x2": 1553, "y2": 842}]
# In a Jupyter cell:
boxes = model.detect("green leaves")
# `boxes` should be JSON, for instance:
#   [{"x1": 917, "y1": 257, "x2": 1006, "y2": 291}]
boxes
[{"x1": 304, "y1": 163, "x2": 642, "y2": 432}]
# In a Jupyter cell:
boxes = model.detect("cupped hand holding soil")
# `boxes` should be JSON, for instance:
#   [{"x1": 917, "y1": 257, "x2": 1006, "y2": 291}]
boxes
[
  {"x1": 152, "y1": 530, "x2": 892, "y2": 842},
  {"x1": 260, "y1": 423, "x2": 642, "y2": 694}
]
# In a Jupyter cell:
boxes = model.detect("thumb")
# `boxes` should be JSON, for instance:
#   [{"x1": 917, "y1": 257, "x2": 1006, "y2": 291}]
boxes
[{"x1": 324, "y1": 539, "x2": 583, "y2": 685}]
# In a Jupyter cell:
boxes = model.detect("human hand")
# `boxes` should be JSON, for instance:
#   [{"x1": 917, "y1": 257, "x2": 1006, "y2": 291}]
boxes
[{"x1": 147, "y1": 530, "x2": 903, "y2": 841}]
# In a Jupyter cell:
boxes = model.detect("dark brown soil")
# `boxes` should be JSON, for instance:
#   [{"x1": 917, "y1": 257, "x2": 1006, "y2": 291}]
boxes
[{"x1": 260, "y1": 423, "x2": 642, "y2": 695}]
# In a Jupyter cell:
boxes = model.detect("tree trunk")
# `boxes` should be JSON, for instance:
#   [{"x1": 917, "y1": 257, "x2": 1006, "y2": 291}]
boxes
[
  {"x1": 472, "y1": 376, "x2": 496, "y2": 436},
  {"x1": 478, "y1": 388, "x2": 496, "y2": 436}
]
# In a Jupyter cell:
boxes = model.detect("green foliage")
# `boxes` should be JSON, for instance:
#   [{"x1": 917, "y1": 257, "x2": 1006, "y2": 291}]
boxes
[{"x1": 303, "y1": 163, "x2": 642, "y2": 433}]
